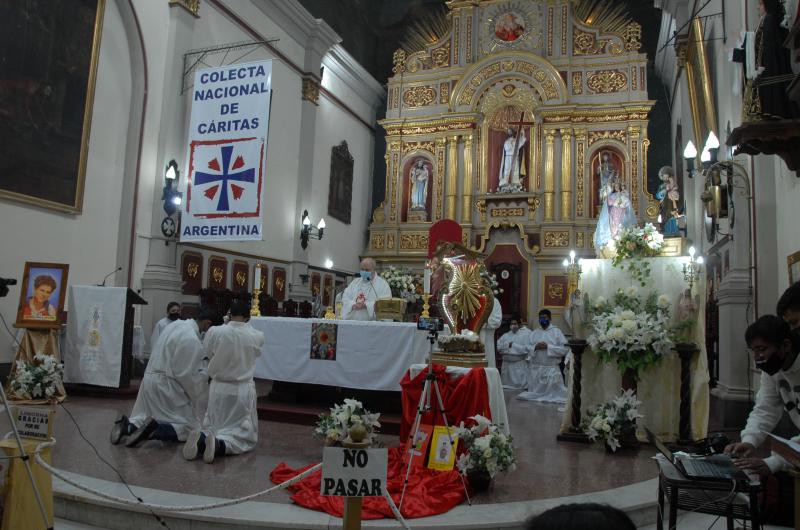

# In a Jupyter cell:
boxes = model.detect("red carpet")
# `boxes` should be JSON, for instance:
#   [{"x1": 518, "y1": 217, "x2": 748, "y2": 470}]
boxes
[{"x1": 270, "y1": 447, "x2": 468, "y2": 519}]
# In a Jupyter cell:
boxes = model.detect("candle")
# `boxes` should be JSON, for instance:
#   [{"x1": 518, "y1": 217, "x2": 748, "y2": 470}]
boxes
[
  {"x1": 254, "y1": 265, "x2": 261, "y2": 289},
  {"x1": 424, "y1": 268, "x2": 431, "y2": 294}
]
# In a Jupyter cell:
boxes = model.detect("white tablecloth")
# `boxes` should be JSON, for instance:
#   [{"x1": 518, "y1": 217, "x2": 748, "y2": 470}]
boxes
[
  {"x1": 252, "y1": 317, "x2": 429, "y2": 391},
  {"x1": 408, "y1": 364, "x2": 510, "y2": 436}
]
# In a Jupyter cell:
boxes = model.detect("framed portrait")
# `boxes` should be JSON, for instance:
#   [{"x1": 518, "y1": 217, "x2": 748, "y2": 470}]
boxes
[
  {"x1": 427, "y1": 425, "x2": 459, "y2": 471},
  {"x1": 15, "y1": 262, "x2": 70, "y2": 329},
  {"x1": 0, "y1": 0, "x2": 106, "y2": 214},
  {"x1": 788, "y1": 250, "x2": 800, "y2": 285}
]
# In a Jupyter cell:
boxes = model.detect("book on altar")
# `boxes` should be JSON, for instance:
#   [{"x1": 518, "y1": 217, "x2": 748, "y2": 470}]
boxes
[
  {"x1": 404, "y1": 424, "x2": 433, "y2": 468},
  {"x1": 427, "y1": 425, "x2": 459, "y2": 471},
  {"x1": 766, "y1": 432, "x2": 800, "y2": 469}
]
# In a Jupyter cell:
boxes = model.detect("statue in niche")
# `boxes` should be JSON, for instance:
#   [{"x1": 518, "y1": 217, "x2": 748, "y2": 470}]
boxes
[
  {"x1": 656, "y1": 166, "x2": 682, "y2": 236},
  {"x1": 409, "y1": 158, "x2": 429, "y2": 209},
  {"x1": 593, "y1": 177, "x2": 635, "y2": 254},
  {"x1": 498, "y1": 127, "x2": 527, "y2": 193}
]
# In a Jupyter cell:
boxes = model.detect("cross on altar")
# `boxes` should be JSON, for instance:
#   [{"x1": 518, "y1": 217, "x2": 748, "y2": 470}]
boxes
[
  {"x1": 194, "y1": 145, "x2": 255, "y2": 211},
  {"x1": 507, "y1": 111, "x2": 534, "y2": 178}
]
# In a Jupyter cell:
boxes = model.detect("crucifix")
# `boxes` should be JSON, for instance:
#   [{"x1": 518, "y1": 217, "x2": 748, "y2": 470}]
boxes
[{"x1": 503, "y1": 111, "x2": 535, "y2": 189}]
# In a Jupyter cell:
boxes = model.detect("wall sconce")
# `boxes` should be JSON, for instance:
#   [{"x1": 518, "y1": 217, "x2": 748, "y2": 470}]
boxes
[
  {"x1": 160, "y1": 159, "x2": 183, "y2": 241},
  {"x1": 683, "y1": 141, "x2": 697, "y2": 178},
  {"x1": 682, "y1": 246, "x2": 704, "y2": 291},
  {"x1": 300, "y1": 209, "x2": 325, "y2": 249},
  {"x1": 562, "y1": 249, "x2": 583, "y2": 298}
]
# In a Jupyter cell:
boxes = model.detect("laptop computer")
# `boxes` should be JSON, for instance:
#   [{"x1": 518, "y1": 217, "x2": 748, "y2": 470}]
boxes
[{"x1": 645, "y1": 427, "x2": 749, "y2": 482}]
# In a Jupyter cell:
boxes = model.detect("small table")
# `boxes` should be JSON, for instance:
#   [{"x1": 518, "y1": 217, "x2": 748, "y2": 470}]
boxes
[{"x1": 655, "y1": 458, "x2": 761, "y2": 530}]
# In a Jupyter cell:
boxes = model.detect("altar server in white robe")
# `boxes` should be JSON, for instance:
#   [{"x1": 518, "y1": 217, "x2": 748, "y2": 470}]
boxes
[
  {"x1": 111, "y1": 310, "x2": 215, "y2": 447},
  {"x1": 184, "y1": 302, "x2": 265, "y2": 463},
  {"x1": 149, "y1": 301, "x2": 181, "y2": 353},
  {"x1": 480, "y1": 296, "x2": 502, "y2": 368},
  {"x1": 517, "y1": 309, "x2": 570, "y2": 403},
  {"x1": 496, "y1": 316, "x2": 531, "y2": 390},
  {"x1": 341, "y1": 257, "x2": 391, "y2": 321}
]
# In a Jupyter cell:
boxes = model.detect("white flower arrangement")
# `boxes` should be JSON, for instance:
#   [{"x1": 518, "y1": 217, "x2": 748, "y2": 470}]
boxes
[
  {"x1": 10, "y1": 353, "x2": 64, "y2": 401},
  {"x1": 454, "y1": 415, "x2": 516, "y2": 478},
  {"x1": 381, "y1": 266, "x2": 422, "y2": 302},
  {"x1": 586, "y1": 289, "x2": 674, "y2": 377},
  {"x1": 313, "y1": 398, "x2": 381, "y2": 446},
  {"x1": 582, "y1": 389, "x2": 642, "y2": 452},
  {"x1": 612, "y1": 223, "x2": 665, "y2": 286}
]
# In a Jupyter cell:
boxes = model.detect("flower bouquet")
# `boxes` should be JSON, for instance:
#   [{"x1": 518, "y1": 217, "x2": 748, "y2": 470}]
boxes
[
  {"x1": 612, "y1": 223, "x2": 664, "y2": 286},
  {"x1": 582, "y1": 389, "x2": 642, "y2": 452},
  {"x1": 586, "y1": 288, "x2": 674, "y2": 379},
  {"x1": 381, "y1": 266, "x2": 423, "y2": 303},
  {"x1": 8, "y1": 353, "x2": 65, "y2": 402},
  {"x1": 313, "y1": 398, "x2": 381, "y2": 446},
  {"x1": 455, "y1": 415, "x2": 516, "y2": 491}
]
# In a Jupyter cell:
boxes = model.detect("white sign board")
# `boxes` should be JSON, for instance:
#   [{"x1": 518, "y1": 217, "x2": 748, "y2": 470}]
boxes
[
  {"x1": 13, "y1": 407, "x2": 52, "y2": 440},
  {"x1": 321, "y1": 447, "x2": 388, "y2": 497},
  {"x1": 181, "y1": 60, "x2": 272, "y2": 241}
]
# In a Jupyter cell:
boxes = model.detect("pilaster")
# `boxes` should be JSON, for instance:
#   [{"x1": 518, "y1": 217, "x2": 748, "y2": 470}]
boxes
[
  {"x1": 560, "y1": 128, "x2": 573, "y2": 221},
  {"x1": 446, "y1": 136, "x2": 459, "y2": 219},
  {"x1": 543, "y1": 128, "x2": 556, "y2": 221},
  {"x1": 461, "y1": 134, "x2": 474, "y2": 225}
]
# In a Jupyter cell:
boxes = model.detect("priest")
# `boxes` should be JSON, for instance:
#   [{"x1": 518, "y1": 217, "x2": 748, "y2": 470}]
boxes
[
  {"x1": 184, "y1": 301, "x2": 265, "y2": 463},
  {"x1": 496, "y1": 315, "x2": 531, "y2": 390},
  {"x1": 341, "y1": 257, "x2": 391, "y2": 320},
  {"x1": 517, "y1": 309, "x2": 570, "y2": 403},
  {"x1": 111, "y1": 309, "x2": 216, "y2": 447}
]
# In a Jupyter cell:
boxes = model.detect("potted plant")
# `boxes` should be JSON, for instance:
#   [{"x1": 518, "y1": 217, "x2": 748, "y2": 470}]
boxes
[
  {"x1": 313, "y1": 398, "x2": 381, "y2": 446},
  {"x1": 455, "y1": 415, "x2": 516, "y2": 492},
  {"x1": 582, "y1": 389, "x2": 643, "y2": 453}
]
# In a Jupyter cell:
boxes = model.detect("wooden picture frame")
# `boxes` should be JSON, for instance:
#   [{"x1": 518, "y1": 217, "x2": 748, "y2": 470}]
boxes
[
  {"x1": 0, "y1": 0, "x2": 106, "y2": 214},
  {"x1": 15, "y1": 262, "x2": 70, "y2": 329},
  {"x1": 789, "y1": 250, "x2": 800, "y2": 285},
  {"x1": 327, "y1": 141, "x2": 354, "y2": 224}
]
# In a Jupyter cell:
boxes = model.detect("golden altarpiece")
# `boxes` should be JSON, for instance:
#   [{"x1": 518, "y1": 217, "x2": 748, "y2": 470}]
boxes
[{"x1": 367, "y1": 0, "x2": 659, "y2": 323}]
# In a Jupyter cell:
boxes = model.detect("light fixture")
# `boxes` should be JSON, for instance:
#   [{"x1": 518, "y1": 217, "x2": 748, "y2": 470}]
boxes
[
  {"x1": 704, "y1": 131, "x2": 720, "y2": 164},
  {"x1": 682, "y1": 246, "x2": 704, "y2": 291},
  {"x1": 160, "y1": 159, "x2": 183, "y2": 241},
  {"x1": 324, "y1": 258, "x2": 334, "y2": 269},
  {"x1": 683, "y1": 141, "x2": 698, "y2": 178},
  {"x1": 299, "y1": 209, "x2": 325, "y2": 249}
]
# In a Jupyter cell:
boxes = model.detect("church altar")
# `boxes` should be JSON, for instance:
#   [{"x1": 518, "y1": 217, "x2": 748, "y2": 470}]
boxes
[
  {"x1": 251, "y1": 317, "x2": 428, "y2": 391},
  {"x1": 560, "y1": 257, "x2": 710, "y2": 442}
]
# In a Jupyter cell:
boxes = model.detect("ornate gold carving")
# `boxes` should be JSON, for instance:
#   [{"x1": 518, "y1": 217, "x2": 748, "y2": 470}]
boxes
[
  {"x1": 631, "y1": 66, "x2": 638, "y2": 91},
  {"x1": 543, "y1": 129, "x2": 556, "y2": 221},
  {"x1": 235, "y1": 270, "x2": 246, "y2": 287},
  {"x1": 403, "y1": 86, "x2": 437, "y2": 107},
  {"x1": 169, "y1": 0, "x2": 199, "y2": 17},
  {"x1": 455, "y1": 58, "x2": 564, "y2": 107},
  {"x1": 543, "y1": 231, "x2": 570, "y2": 248},
  {"x1": 440, "y1": 82, "x2": 450, "y2": 104},
  {"x1": 186, "y1": 262, "x2": 199, "y2": 278},
  {"x1": 275, "y1": 276, "x2": 285, "y2": 292},
  {"x1": 382, "y1": 120, "x2": 476, "y2": 136},
  {"x1": 502, "y1": 84, "x2": 517, "y2": 97},
  {"x1": 608, "y1": 42, "x2": 624, "y2": 55},
  {"x1": 573, "y1": 28, "x2": 608, "y2": 55},
  {"x1": 572, "y1": 71, "x2": 582, "y2": 94},
  {"x1": 391, "y1": 153, "x2": 399, "y2": 222},
  {"x1": 587, "y1": 70, "x2": 627, "y2": 93},
  {"x1": 588, "y1": 130, "x2": 627, "y2": 145},
  {"x1": 466, "y1": 15, "x2": 472, "y2": 63},
  {"x1": 212, "y1": 267, "x2": 224, "y2": 283},
  {"x1": 561, "y1": 4, "x2": 568, "y2": 55},
  {"x1": 393, "y1": 49, "x2": 407, "y2": 74},
  {"x1": 301, "y1": 77, "x2": 320, "y2": 104},
  {"x1": 547, "y1": 6, "x2": 554, "y2": 56},
  {"x1": 454, "y1": 16, "x2": 460, "y2": 64},
  {"x1": 624, "y1": 22, "x2": 642, "y2": 52},
  {"x1": 575, "y1": 131, "x2": 586, "y2": 217},
  {"x1": 490, "y1": 208, "x2": 524, "y2": 217},
  {"x1": 400, "y1": 232, "x2": 429, "y2": 250},
  {"x1": 402, "y1": 141, "x2": 435, "y2": 155},
  {"x1": 631, "y1": 138, "x2": 639, "y2": 213},
  {"x1": 371, "y1": 234, "x2": 385, "y2": 250},
  {"x1": 387, "y1": 234, "x2": 395, "y2": 249},
  {"x1": 576, "y1": 232, "x2": 585, "y2": 248},
  {"x1": 372, "y1": 204, "x2": 386, "y2": 223},
  {"x1": 538, "y1": 106, "x2": 653, "y2": 124},
  {"x1": 646, "y1": 201, "x2": 659, "y2": 219},
  {"x1": 476, "y1": 199, "x2": 487, "y2": 222},
  {"x1": 432, "y1": 44, "x2": 451, "y2": 68},
  {"x1": 527, "y1": 196, "x2": 540, "y2": 220},
  {"x1": 436, "y1": 140, "x2": 446, "y2": 220},
  {"x1": 548, "y1": 281, "x2": 564, "y2": 301}
]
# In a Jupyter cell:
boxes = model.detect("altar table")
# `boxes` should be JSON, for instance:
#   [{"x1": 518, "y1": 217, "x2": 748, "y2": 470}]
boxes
[{"x1": 252, "y1": 317, "x2": 428, "y2": 391}]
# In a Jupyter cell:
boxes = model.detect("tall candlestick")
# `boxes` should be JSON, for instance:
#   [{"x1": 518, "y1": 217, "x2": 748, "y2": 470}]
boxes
[
  {"x1": 254, "y1": 265, "x2": 261, "y2": 288},
  {"x1": 424, "y1": 268, "x2": 431, "y2": 294}
]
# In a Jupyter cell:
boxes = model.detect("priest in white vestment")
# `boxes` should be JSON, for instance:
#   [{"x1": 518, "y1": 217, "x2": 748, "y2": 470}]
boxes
[
  {"x1": 480, "y1": 296, "x2": 502, "y2": 368},
  {"x1": 341, "y1": 257, "x2": 391, "y2": 321},
  {"x1": 111, "y1": 310, "x2": 215, "y2": 447},
  {"x1": 184, "y1": 302, "x2": 265, "y2": 463},
  {"x1": 496, "y1": 316, "x2": 531, "y2": 390},
  {"x1": 149, "y1": 301, "x2": 181, "y2": 354},
  {"x1": 517, "y1": 309, "x2": 570, "y2": 403}
]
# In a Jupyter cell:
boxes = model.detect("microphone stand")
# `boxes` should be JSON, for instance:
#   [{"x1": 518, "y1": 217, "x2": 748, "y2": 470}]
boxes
[{"x1": 99, "y1": 267, "x2": 122, "y2": 287}]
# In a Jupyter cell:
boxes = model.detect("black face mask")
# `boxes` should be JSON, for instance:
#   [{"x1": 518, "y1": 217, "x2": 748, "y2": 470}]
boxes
[
  {"x1": 168, "y1": 313, "x2": 180, "y2": 321},
  {"x1": 755, "y1": 351, "x2": 784, "y2": 376}
]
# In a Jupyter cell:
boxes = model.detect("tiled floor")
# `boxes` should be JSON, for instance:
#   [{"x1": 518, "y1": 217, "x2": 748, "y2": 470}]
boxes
[{"x1": 4, "y1": 382, "x2": 661, "y2": 506}]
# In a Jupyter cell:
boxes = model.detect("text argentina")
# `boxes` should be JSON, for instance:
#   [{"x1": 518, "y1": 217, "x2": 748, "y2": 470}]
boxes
[{"x1": 183, "y1": 225, "x2": 260, "y2": 236}]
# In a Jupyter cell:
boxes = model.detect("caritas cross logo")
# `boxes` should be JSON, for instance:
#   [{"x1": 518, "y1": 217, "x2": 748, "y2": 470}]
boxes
[{"x1": 187, "y1": 138, "x2": 263, "y2": 218}]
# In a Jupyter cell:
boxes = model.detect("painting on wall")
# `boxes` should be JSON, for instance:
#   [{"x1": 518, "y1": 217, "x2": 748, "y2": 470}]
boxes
[
  {"x1": 327, "y1": 141, "x2": 353, "y2": 224},
  {"x1": 0, "y1": 0, "x2": 106, "y2": 213},
  {"x1": 789, "y1": 250, "x2": 800, "y2": 285}
]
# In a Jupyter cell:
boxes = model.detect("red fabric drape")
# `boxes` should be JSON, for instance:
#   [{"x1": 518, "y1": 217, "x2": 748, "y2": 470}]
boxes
[
  {"x1": 270, "y1": 447, "x2": 467, "y2": 519},
  {"x1": 399, "y1": 365, "x2": 492, "y2": 442}
]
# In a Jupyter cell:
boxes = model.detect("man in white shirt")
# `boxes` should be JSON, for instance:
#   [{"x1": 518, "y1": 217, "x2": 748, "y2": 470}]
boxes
[
  {"x1": 184, "y1": 302, "x2": 265, "y2": 463},
  {"x1": 517, "y1": 309, "x2": 570, "y2": 403},
  {"x1": 725, "y1": 313, "x2": 800, "y2": 476},
  {"x1": 150, "y1": 302, "x2": 181, "y2": 354},
  {"x1": 341, "y1": 257, "x2": 391, "y2": 321},
  {"x1": 111, "y1": 309, "x2": 216, "y2": 447},
  {"x1": 496, "y1": 316, "x2": 531, "y2": 390}
]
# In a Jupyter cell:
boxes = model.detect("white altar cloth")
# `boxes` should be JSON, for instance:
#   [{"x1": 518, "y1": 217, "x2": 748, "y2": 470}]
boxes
[{"x1": 252, "y1": 317, "x2": 428, "y2": 391}]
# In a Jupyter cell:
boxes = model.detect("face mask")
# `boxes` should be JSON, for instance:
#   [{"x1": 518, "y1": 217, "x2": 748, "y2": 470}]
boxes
[
  {"x1": 510, "y1": 325, "x2": 519, "y2": 333},
  {"x1": 360, "y1": 270, "x2": 371, "y2": 281},
  {"x1": 168, "y1": 313, "x2": 180, "y2": 321},
  {"x1": 539, "y1": 317, "x2": 549, "y2": 328},
  {"x1": 755, "y1": 350, "x2": 784, "y2": 375}
]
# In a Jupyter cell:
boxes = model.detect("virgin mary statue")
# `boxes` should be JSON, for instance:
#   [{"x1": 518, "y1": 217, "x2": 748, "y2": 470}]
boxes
[{"x1": 593, "y1": 178, "x2": 636, "y2": 255}]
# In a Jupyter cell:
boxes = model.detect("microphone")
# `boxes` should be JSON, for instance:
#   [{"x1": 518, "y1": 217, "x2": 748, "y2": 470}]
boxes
[{"x1": 99, "y1": 267, "x2": 123, "y2": 286}]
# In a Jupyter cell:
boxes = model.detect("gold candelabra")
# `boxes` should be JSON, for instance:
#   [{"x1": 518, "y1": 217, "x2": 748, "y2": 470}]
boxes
[
  {"x1": 682, "y1": 246, "x2": 704, "y2": 291},
  {"x1": 421, "y1": 294, "x2": 431, "y2": 318},
  {"x1": 250, "y1": 288, "x2": 261, "y2": 317},
  {"x1": 562, "y1": 250, "x2": 583, "y2": 300}
]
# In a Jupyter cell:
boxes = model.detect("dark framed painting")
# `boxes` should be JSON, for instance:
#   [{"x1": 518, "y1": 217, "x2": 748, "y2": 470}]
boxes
[
  {"x1": 181, "y1": 251, "x2": 203, "y2": 294},
  {"x1": 15, "y1": 262, "x2": 70, "y2": 329},
  {"x1": 327, "y1": 141, "x2": 353, "y2": 224},
  {"x1": 0, "y1": 0, "x2": 106, "y2": 213}
]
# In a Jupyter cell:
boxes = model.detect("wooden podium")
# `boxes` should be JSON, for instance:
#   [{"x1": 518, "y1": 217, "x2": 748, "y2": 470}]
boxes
[{"x1": 64, "y1": 286, "x2": 147, "y2": 390}]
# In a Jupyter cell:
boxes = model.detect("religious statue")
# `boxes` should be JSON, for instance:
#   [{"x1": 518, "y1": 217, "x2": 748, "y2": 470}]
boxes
[
  {"x1": 593, "y1": 177, "x2": 635, "y2": 253},
  {"x1": 565, "y1": 288, "x2": 586, "y2": 339},
  {"x1": 676, "y1": 288, "x2": 700, "y2": 342},
  {"x1": 409, "y1": 158, "x2": 430, "y2": 209},
  {"x1": 498, "y1": 128, "x2": 526, "y2": 193},
  {"x1": 656, "y1": 166, "x2": 681, "y2": 236}
]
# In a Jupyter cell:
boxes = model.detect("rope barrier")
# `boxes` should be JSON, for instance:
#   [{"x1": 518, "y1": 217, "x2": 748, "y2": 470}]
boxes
[{"x1": 30, "y1": 438, "x2": 412, "y2": 527}]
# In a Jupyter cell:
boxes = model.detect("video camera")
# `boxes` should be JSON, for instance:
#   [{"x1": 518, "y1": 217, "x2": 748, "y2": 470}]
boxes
[
  {"x1": 0, "y1": 277, "x2": 17, "y2": 298},
  {"x1": 417, "y1": 316, "x2": 444, "y2": 332}
]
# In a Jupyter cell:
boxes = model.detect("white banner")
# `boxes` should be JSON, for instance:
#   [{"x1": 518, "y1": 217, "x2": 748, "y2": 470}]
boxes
[
  {"x1": 180, "y1": 60, "x2": 273, "y2": 241},
  {"x1": 64, "y1": 286, "x2": 127, "y2": 387}
]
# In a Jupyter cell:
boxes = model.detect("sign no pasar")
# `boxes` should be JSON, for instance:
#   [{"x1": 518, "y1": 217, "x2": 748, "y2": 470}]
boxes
[{"x1": 321, "y1": 447, "x2": 388, "y2": 497}]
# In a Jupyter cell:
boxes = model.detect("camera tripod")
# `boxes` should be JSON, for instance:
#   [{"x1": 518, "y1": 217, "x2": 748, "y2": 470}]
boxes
[{"x1": 398, "y1": 329, "x2": 471, "y2": 511}]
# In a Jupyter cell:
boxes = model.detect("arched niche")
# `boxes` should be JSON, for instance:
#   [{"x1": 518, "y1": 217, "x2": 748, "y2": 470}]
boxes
[
  {"x1": 588, "y1": 143, "x2": 627, "y2": 218},
  {"x1": 401, "y1": 153, "x2": 434, "y2": 223}
]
